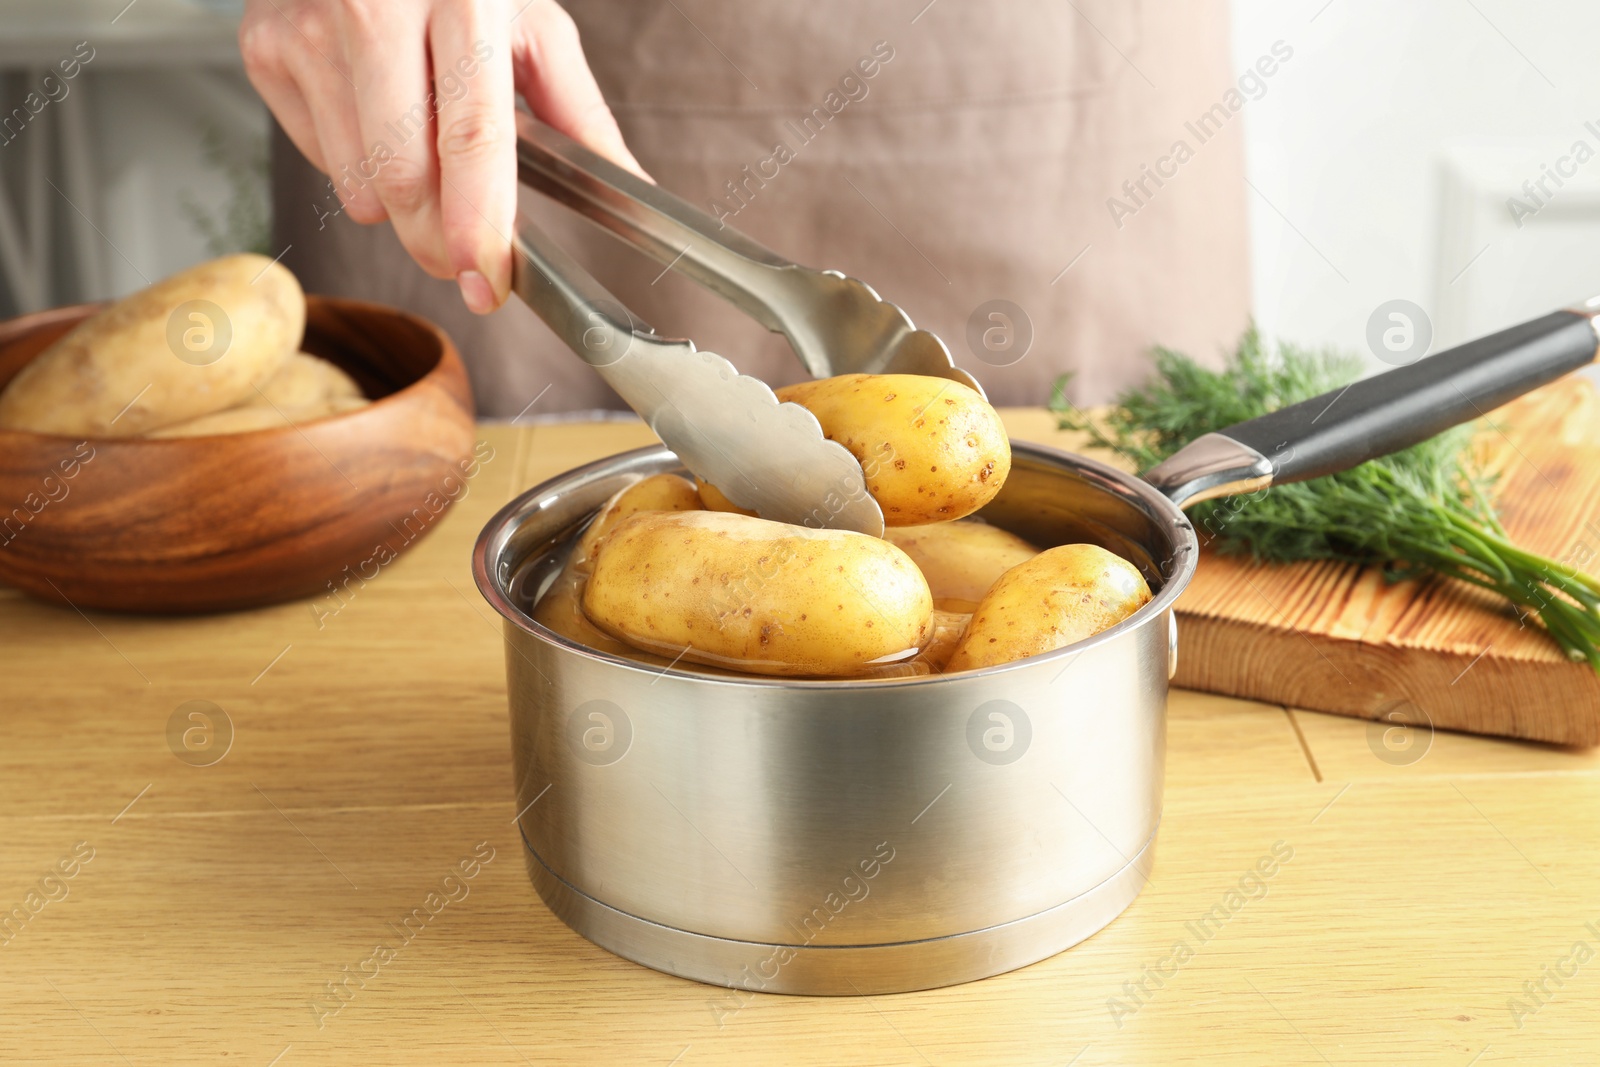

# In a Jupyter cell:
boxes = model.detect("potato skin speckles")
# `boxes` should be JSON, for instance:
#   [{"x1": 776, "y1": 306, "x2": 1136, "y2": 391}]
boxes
[
  {"x1": 583, "y1": 510, "x2": 932, "y2": 677},
  {"x1": 776, "y1": 373, "x2": 1010, "y2": 525},
  {"x1": 574, "y1": 473, "x2": 704, "y2": 568},
  {"x1": 562, "y1": 376, "x2": 1154, "y2": 679},
  {"x1": 946, "y1": 544, "x2": 1152, "y2": 672},
  {"x1": 0, "y1": 254, "x2": 305, "y2": 436}
]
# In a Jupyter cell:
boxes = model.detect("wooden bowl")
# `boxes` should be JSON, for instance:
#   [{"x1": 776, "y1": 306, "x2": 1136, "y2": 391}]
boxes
[{"x1": 0, "y1": 297, "x2": 476, "y2": 613}]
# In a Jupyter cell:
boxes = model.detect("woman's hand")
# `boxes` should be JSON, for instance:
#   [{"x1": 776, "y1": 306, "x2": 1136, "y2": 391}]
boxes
[{"x1": 239, "y1": 0, "x2": 641, "y2": 314}]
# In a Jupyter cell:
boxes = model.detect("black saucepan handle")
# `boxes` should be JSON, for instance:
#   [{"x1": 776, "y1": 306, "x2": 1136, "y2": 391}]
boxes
[{"x1": 1143, "y1": 307, "x2": 1600, "y2": 508}]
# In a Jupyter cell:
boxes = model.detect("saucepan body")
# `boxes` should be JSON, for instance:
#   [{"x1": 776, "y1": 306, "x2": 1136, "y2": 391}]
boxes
[{"x1": 473, "y1": 441, "x2": 1197, "y2": 995}]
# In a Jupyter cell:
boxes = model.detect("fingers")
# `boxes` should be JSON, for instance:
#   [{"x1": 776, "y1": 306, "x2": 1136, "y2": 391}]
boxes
[
  {"x1": 510, "y1": 1, "x2": 647, "y2": 179},
  {"x1": 429, "y1": 0, "x2": 517, "y2": 311},
  {"x1": 242, "y1": 0, "x2": 533, "y2": 307},
  {"x1": 279, "y1": 34, "x2": 381, "y2": 225},
  {"x1": 240, "y1": 0, "x2": 396, "y2": 233},
  {"x1": 341, "y1": 0, "x2": 453, "y2": 277},
  {"x1": 238, "y1": 1, "x2": 328, "y2": 172}
]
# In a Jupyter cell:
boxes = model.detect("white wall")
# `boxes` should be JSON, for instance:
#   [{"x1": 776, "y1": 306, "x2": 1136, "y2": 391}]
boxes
[{"x1": 1233, "y1": 0, "x2": 1600, "y2": 360}]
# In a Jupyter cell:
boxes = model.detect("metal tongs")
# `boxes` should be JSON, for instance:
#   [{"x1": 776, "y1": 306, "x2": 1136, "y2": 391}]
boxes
[{"x1": 510, "y1": 114, "x2": 977, "y2": 537}]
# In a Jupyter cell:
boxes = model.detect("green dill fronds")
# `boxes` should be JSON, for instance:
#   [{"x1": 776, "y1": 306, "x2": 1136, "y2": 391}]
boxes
[{"x1": 1050, "y1": 327, "x2": 1600, "y2": 670}]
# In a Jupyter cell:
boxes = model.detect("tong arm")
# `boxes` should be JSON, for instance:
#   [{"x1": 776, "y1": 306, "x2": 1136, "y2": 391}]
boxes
[{"x1": 515, "y1": 113, "x2": 795, "y2": 335}]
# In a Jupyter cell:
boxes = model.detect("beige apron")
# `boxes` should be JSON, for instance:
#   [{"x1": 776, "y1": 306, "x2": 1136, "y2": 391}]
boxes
[{"x1": 273, "y1": 0, "x2": 1249, "y2": 416}]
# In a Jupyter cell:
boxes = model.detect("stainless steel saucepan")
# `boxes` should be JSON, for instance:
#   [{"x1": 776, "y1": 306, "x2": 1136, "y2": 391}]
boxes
[{"x1": 475, "y1": 301, "x2": 1600, "y2": 996}]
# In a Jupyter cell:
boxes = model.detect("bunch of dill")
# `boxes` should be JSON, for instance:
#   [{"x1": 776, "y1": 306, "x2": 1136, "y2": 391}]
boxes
[{"x1": 1050, "y1": 327, "x2": 1600, "y2": 669}]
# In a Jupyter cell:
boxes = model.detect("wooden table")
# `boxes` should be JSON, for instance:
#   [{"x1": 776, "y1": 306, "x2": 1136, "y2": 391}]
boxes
[{"x1": 3, "y1": 413, "x2": 1597, "y2": 1065}]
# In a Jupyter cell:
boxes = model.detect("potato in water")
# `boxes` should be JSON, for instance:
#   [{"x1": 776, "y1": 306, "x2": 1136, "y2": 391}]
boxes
[
  {"x1": 915, "y1": 609, "x2": 972, "y2": 673},
  {"x1": 885, "y1": 520, "x2": 1039, "y2": 613},
  {"x1": 574, "y1": 473, "x2": 704, "y2": 566},
  {"x1": 775, "y1": 373, "x2": 1009, "y2": 525},
  {"x1": 0, "y1": 253, "x2": 303, "y2": 436},
  {"x1": 695, "y1": 478, "x2": 756, "y2": 517},
  {"x1": 946, "y1": 544, "x2": 1152, "y2": 672},
  {"x1": 582, "y1": 510, "x2": 933, "y2": 677}
]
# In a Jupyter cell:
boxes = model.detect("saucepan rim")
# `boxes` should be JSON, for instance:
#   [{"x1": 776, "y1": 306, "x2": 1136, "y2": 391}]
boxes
[{"x1": 471, "y1": 439, "x2": 1198, "y2": 690}]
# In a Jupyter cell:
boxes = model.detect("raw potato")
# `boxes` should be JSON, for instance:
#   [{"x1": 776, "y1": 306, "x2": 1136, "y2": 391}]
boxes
[
  {"x1": 575, "y1": 473, "x2": 704, "y2": 566},
  {"x1": 255, "y1": 351, "x2": 363, "y2": 409},
  {"x1": 582, "y1": 510, "x2": 933, "y2": 677},
  {"x1": 148, "y1": 351, "x2": 368, "y2": 438},
  {"x1": 0, "y1": 254, "x2": 304, "y2": 436},
  {"x1": 148, "y1": 395, "x2": 367, "y2": 439},
  {"x1": 775, "y1": 373, "x2": 1010, "y2": 525},
  {"x1": 946, "y1": 544, "x2": 1152, "y2": 672},
  {"x1": 886, "y1": 520, "x2": 1040, "y2": 612}
]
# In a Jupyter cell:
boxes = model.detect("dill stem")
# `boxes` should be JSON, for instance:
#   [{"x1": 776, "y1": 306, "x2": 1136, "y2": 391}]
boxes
[{"x1": 1443, "y1": 512, "x2": 1600, "y2": 601}]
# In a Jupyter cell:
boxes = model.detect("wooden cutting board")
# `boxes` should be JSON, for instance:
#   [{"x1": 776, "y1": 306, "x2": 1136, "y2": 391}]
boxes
[{"x1": 1170, "y1": 375, "x2": 1600, "y2": 746}]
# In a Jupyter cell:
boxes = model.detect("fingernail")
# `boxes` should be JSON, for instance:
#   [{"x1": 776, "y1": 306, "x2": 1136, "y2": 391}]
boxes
[{"x1": 458, "y1": 270, "x2": 496, "y2": 314}]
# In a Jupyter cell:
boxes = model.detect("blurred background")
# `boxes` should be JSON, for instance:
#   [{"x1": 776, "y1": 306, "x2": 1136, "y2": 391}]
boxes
[
  {"x1": 2, "y1": 0, "x2": 1597, "y2": 366},
  {"x1": 0, "y1": 0, "x2": 264, "y2": 318}
]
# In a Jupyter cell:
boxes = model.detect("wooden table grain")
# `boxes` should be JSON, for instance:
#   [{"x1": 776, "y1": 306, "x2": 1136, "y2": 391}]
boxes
[{"x1": 2, "y1": 414, "x2": 1596, "y2": 1066}]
